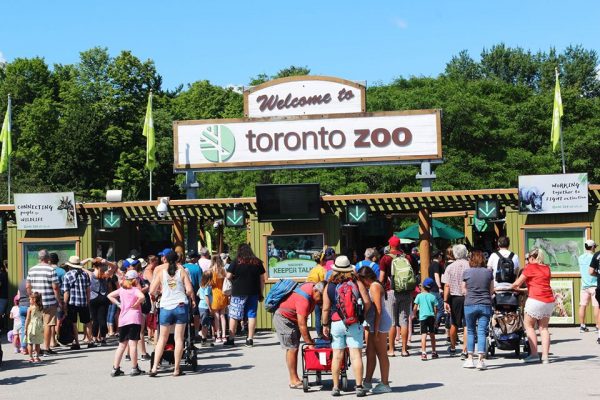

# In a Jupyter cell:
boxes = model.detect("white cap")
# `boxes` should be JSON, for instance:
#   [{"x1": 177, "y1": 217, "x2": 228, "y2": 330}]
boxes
[
  {"x1": 585, "y1": 239, "x2": 597, "y2": 248},
  {"x1": 125, "y1": 270, "x2": 139, "y2": 280}
]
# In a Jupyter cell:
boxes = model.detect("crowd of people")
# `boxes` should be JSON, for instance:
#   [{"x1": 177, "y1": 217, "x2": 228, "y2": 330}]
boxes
[{"x1": 3, "y1": 234, "x2": 600, "y2": 394}]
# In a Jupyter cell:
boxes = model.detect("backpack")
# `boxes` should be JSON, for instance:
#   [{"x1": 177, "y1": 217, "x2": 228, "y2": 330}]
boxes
[
  {"x1": 495, "y1": 252, "x2": 516, "y2": 283},
  {"x1": 334, "y1": 280, "x2": 363, "y2": 326},
  {"x1": 264, "y1": 279, "x2": 311, "y2": 313},
  {"x1": 390, "y1": 254, "x2": 417, "y2": 293}
]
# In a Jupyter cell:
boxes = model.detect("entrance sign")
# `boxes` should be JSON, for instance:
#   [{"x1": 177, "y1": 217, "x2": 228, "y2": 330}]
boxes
[
  {"x1": 475, "y1": 199, "x2": 498, "y2": 219},
  {"x1": 101, "y1": 210, "x2": 122, "y2": 229},
  {"x1": 174, "y1": 110, "x2": 442, "y2": 171},
  {"x1": 244, "y1": 76, "x2": 365, "y2": 118},
  {"x1": 15, "y1": 192, "x2": 78, "y2": 230},
  {"x1": 267, "y1": 233, "x2": 324, "y2": 280},
  {"x1": 518, "y1": 173, "x2": 588, "y2": 214},
  {"x1": 346, "y1": 204, "x2": 368, "y2": 224}
]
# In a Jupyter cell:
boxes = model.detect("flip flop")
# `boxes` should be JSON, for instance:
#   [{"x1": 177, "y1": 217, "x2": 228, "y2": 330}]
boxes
[
  {"x1": 173, "y1": 371, "x2": 186, "y2": 377},
  {"x1": 387, "y1": 352, "x2": 396, "y2": 357},
  {"x1": 148, "y1": 370, "x2": 158, "y2": 377},
  {"x1": 401, "y1": 352, "x2": 410, "y2": 357},
  {"x1": 289, "y1": 383, "x2": 303, "y2": 389}
]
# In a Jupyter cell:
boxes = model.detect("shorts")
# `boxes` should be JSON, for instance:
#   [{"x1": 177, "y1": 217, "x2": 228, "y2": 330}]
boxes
[
  {"x1": 159, "y1": 303, "x2": 189, "y2": 325},
  {"x1": 384, "y1": 290, "x2": 395, "y2": 325},
  {"x1": 330, "y1": 320, "x2": 364, "y2": 350},
  {"x1": 199, "y1": 308, "x2": 213, "y2": 327},
  {"x1": 118, "y1": 324, "x2": 141, "y2": 342},
  {"x1": 420, "y1": 316, "x2": 435, "y2": 334},
  {"x1": 43, "y1": 305, "x2": 58, "y2": 326},
  {"x1": 228, "y1": 295, "x2": 259, "y2": 321},
  {"x1": 449, "y1": 295, "x2": 465, "y2": 328},
  {"x1": 67, "y1": 305, "x2": 90, "y2": 324},
  {"x1": 524, "y1": 298, "x2": 555, "y2": 320},
  {"x1": 273, "y1": 311, "x2": 300, "y2": 349},
  {"x1": 580, "y1": 287, "x2": 599, "y2": 307},
  {"x1": 393, "y1": 292, "x2": 412, "y2": 328},
  {"x1": 146, "y1": 312, "x2": 157, "y2": 331}
]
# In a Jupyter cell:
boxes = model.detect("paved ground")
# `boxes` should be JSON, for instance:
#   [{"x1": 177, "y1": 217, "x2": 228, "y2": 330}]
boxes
[{"x1": 1, "y1": 327, "x2": 599, "y2": 399}]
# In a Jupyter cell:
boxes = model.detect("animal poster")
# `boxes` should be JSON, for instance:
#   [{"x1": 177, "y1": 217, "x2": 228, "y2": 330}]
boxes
[
  {"x1": 550, "y1": 280, "x2": 574, "y2": 324},
  {"x1": 518, "y1": 173, "x2": 588, "y2": 214},
  {"x1": 525, "y1": 228, "x2": 586, "y2": 274},
  {"x1": 14, "y1": 192, "x2": 78, "y2": 230},
  {"x1": 267, "y1": 233, "x2": 324, "y2": 279},
  {"x1": 23, "y1": 241, "x2": 77, "y2": 276}
]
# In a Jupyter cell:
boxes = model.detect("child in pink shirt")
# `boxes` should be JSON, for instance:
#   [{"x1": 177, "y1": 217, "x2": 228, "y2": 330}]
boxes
[{"x1": 108, "y1": 270, "x2": 145, "y2": 377}]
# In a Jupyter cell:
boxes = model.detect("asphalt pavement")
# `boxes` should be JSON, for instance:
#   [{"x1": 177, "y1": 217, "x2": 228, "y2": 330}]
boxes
[{"x1": 1, "y1": 327, "x2": 599, "y2": 399}]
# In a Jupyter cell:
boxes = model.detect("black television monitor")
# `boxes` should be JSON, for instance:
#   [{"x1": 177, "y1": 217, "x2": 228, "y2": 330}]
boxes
[{"x1": 256, "y1": 184, "x2": 321, "y2": 222}]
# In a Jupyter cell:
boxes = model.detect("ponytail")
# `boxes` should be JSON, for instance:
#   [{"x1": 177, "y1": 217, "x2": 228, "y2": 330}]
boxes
[{"x1": 166, "y1": 251, "x2": 178, "y2": 277}]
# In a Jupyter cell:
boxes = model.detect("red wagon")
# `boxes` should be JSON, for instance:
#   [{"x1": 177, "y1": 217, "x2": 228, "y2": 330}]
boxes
[{"x1": 301, "y1": 343, "x2": 350, "y2": 392}]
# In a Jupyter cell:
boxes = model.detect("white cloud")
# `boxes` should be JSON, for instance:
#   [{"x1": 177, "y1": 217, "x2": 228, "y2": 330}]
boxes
[
  {"x1": 224, "y1": 84, "x2": 243, "y2": 94},
  {"x1": 0, "y1": 51, "x2": 6, "y2": 65},
  {"x1": 393, "y1": 18, "x2": 408, "y2": 29}
]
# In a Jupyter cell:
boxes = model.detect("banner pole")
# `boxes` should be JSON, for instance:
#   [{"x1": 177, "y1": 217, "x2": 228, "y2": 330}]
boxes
[
  {"x1": 7, "y1": 94, "x2": 11, "y2": 204},
  {"x1": 149, "y1": 170, "x2": 153, "y2": 201},
  {"x1": 560, "y1": 125, "x2": 566, "y2": 174}
]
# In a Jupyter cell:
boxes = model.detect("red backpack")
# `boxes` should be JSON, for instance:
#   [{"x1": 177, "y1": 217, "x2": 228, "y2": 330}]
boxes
[{"x1": 335, "y1": 280, "x2": 363, "y2": 326}]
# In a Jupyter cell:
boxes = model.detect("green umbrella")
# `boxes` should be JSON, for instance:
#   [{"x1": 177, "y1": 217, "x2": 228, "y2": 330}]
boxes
[{"x1": 394, "y1": 219, "x2": 464, "y2": 241}]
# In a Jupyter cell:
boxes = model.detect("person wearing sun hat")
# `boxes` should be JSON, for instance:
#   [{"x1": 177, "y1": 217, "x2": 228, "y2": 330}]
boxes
[
  {"x1": 322, "y1": 255, "x2": 372, "y2": 397},
  {"x1": 62, "y1": 256, "x2": 93, "y2": 350}
]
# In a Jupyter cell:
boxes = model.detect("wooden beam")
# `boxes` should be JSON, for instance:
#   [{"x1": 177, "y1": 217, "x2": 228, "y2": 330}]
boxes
[{"x1": 418, "y1": 208, "x2": 432, "y2": 280}]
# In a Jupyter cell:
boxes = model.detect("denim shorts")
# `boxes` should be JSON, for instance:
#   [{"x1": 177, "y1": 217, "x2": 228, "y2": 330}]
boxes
[
  {"x1": 330, "y1": 320, "x2": 364, "y2": 350},
  {"x1": 228, "y1": 295, "x2": 259, "y2": 321},
  {"x1": 159, "y1": 303, "x2": 189, "y2": 325},
  {"x1": 199, "y1": 308, "x2": 213, "y2": 327}
]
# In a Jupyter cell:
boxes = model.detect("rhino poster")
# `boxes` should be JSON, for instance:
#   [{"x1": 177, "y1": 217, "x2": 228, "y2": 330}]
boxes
[
  {"x1": 518, "y1": 173, "x2": 588, "y2": 215},
  {"x1": 525, "y1": 228, "x2": 586, "y2": 274}
]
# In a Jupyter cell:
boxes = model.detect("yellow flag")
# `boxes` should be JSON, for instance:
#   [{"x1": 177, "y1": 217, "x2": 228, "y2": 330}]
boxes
[
  {"x1": 551, "y1": 69, "x2": 563, "y2": 152},
  {"x1": 0, "y1": 95, "x2": 12, "y2": 174}
]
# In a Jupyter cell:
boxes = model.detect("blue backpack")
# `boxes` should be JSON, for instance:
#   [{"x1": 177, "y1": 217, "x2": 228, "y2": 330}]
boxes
[{"x1": 264, "y1": 279, "x2": 311, "y2": 313}]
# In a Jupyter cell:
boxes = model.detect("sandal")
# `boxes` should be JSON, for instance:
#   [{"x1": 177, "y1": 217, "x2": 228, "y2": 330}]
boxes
[
  {"x1": 289, "y1": 382, "x2": 303, "y2": 389},
  {"x1": 387, "y1": 352, "x2": 396, "y2": 357},
  {"x1": 401, "y1": 351, "x2": 410, "y2": 357},
  {"x1": 173, "y1": 370, "x2": 186, "y2": 377},
  {"x1": 148, "y1": 370, "x2": 158, "y2": 377}
]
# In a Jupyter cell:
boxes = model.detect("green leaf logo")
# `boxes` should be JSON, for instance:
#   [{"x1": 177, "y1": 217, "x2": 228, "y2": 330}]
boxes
[{"x1": 199, "y1": 125, "x2": 236, "y2": 163}]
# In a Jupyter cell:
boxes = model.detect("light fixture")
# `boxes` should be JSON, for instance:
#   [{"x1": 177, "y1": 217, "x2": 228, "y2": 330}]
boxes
[
  {"x1": 157, "y1": 197, "x2": 169, "y2": 218},
  {"x1": 106, "y1": 190, "x2": 123, "y2": 202}
]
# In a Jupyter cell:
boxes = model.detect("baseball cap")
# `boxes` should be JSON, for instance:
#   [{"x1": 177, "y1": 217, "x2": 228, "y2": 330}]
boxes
[
  {"x1": 422, "y1": 277, "x2": 434, "y2": 289},
  {"x1": 123, "y1": 258, "x2": 140, "y2": 268},
  {"x1": 158, "y1": 248, "x2": 173, "y2": 256},
  {"x1": 324, "y1": 247, "x2": 336, "y2": 258},
  {"x1": 125, "y1": 270, "x2": 138, "y2": 280},
  {"x1": 585, "y1": 240, "x2": 597, "y2": 248},
  {"x1": 187, "y1": 249, "x2": 199, "y2": 258},
  {"x1": 388, "y1": 236, "x2": 401, "y2": 247}
]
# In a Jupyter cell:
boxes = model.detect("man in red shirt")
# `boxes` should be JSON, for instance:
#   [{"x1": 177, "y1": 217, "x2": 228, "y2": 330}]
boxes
[
  {"x1": 378, "y1": 236, "x2": 413, "y2": 357},
  {"x1": 273, "y1": 281, "x2": 325, "y2": 389}
]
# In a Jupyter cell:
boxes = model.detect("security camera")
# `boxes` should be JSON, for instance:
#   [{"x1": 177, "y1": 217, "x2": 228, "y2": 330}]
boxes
[
  {"x1": 157, "y1": 197, "x2": 169, "y2": 218},
  {"x1": 213, "y1": 219, "x2": 223, "y2": 228}
]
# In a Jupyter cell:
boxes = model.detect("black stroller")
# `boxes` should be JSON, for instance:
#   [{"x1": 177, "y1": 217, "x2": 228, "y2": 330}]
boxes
[
  {"x1": 487, "y1": 291, "x2": 530, "y2": 358},
  {"x1": 150, "y1": 301, "x2": 198, "y2": 372}
]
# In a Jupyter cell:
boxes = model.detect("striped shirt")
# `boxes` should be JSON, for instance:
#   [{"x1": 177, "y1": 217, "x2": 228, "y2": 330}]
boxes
[
  {"x1": 441, "y1": 259, "x2": 469, "y2": 296},
  {"x1": 27, "y1": 264, "x2": 59, "y2": 307},
  {"x1": 62, "y1": 269, "x2": 91, "y2": 307}
]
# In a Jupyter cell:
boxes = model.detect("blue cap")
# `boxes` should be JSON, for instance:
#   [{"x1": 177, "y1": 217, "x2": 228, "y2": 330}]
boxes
[
  {"x1": 422, "y1": 277, "x2": 434, "y2": 289},
  {"x1": 158, "y1": 248, "x2": 173, "y2": 256}
]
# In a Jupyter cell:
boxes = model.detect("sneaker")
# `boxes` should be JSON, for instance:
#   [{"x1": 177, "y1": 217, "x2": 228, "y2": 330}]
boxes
[
  {"x1": 356, "y1": 385, "x2": 368, "y2": 397},
  {"x1": 460, "y1": 352, "x2": 468, "y2": 361},
  {"x1": 331, "y1": 388, "x2": 341, "y2": 397},
  {"x1": 139, "y1": 354, "x2": 151, "y2": 361},
  {"x1": 523, "y1": 354, "x2": 540, "y2": 363},
  {"x1": 70, "y1": 343, "x2": 81, "y2": 350},
  {"x1": 44, "y1": 349, "x2": 57, "y2": 355},
  {"x1": 431, "y1": 352, "x2": 439, "y2": 359},
  {"x1": 87, "y1": 342, "x2": 97, "y2": 349},
  {"x1": 597, "y1": 337, "x2": 600, "y2": 344},
  {"x1": 462, "y1": 359, "x2": 476, "y2": 369},
  {"x1": 111, "y1": 367, "x2": 125, "y2": 377},
  {"x1": 223, "y1": 338, "x2": 235, "y2": 347},
  {"x1": 580, "y1": 325, "x2": 589, "y2": 333},
  {"x1": 541, "y1": 357, "x2": 550, "y2": 365},
  {"x1": 447, "y1": 346, "x2": 457, "y2": 356},
  {"x1": 476, "y1": 360, "x2": 487, "y2": 370},
  {"x1": 130, "y1": 366, "x2": 145, "y2": 376},
  {"x1": 245, "y1": 338, "x2": 254, "y2": 347},
  {"x1": 100, "y1": 340, "x2": 107, "y2": 347},
  {"x1": 200, "y1": 339, "x2": 210, "y2": 348},
  {"x1": 125, "y1": 355, "x2": 131, "y2": 362},
  {"x1": 371, "y1": 383, "x2": 392, "y2": 394},
  {"x1": 421, "y1": 352, "x2": 427, "y2": 361},
  {"x1": 362, "y1": 381, "x2": 373, "y2": 390}
]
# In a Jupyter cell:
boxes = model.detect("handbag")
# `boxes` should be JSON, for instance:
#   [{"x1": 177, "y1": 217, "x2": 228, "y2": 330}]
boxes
[{"x1": 222, "y1": 277, "x2": 233, "y2": 296}]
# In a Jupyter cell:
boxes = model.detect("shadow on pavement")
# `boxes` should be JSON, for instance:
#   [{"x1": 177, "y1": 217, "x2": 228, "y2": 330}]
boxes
[
  {"x1": 0, "y1": 373, "x2": 46, "y2": 385},
  {"x1": 197, "y1": 352, "x2": 244, "y2": 361},
  {"x1": 550, "y1": 338, "x2": 582, "y2": 345},
  {"x1": 394, "y1": 382, "x2": 444, "y2": 393},
  {"x1": 198, "y1": 363, "x2": 254, "y2": 374}
]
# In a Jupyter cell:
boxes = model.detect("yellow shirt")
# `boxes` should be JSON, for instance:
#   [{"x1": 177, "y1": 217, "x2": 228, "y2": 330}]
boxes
[{"x1": 306, "y1": 265, "x2": 326, "y2": 283}]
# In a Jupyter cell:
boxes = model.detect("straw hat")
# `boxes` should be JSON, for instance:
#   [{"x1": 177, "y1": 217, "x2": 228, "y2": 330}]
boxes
[
  {"x1": 65, "y1": 255, "x2": 83, "y2": 269},
  {"x1": 332, "y1": 255, "x2": 354, "y2": 273}
]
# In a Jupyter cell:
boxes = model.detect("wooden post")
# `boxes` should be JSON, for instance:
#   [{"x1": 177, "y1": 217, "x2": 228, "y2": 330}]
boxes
[
  {"x1": 218, "y1": 223, "x2": 224, "y2": 254},
  {"x1": 173, "y1": 218, "x2": 185, "y2": 253},
  {"x1": 418, "y1": 208, "x2": 432, "y2": 279}
]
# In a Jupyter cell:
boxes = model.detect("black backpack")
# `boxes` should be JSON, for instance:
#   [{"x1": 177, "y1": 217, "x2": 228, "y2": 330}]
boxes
[{"x1": 495, "y1": 252, "x2": 516, "y2": 283}]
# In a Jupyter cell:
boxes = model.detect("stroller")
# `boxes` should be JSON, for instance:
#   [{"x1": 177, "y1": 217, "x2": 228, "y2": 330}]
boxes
[
  {"x1": 301, "y1": 339, "x2": 350, "y2": 392},
  {"x1": 150, "y1": 300, "x2": 198, "y2": 372},
  {"x1": 487, "y1": 291, "x2": 530, "y2": 358}
]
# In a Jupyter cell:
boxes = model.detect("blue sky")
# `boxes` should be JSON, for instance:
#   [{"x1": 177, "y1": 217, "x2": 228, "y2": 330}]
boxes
[{"x1": 1, "y1": 0, "x2": 599, "y2": 89}]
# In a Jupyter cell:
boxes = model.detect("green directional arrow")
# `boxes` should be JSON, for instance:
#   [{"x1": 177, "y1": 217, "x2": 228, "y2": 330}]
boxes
[
  {"x1": 103, "y1": 211, "x2": 121, "y2": 228},
  {"x1": 478, "y1": 201, "x2": 496, "y2": 218},
  {"x1": 227, "y1": 209, "x2": 243, "y2": 225},
  {"x1": 348, "y1": 205, "x2": 366, "y2": 223}
]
